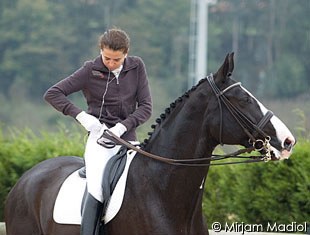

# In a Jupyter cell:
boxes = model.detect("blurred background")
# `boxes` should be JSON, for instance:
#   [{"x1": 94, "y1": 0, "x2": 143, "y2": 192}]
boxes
[
  {"x1": 0, "y1": 0, "x2": 309, "y2": 229},
  {"x1": 0, "y1": 0, "x2": 309, "y2": 136}
]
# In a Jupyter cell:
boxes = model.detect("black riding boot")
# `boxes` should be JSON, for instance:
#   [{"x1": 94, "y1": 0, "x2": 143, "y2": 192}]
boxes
[{"x1": 80, "y1": 193, "x2": 104, "y2": 235}]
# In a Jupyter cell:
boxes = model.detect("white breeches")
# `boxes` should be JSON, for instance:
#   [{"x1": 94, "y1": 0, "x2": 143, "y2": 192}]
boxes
[{"x1": 84, "y1": 129, "x2": 121, "y2": 202}]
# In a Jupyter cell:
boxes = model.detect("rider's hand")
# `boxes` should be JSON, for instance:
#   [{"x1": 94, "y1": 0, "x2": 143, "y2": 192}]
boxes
[
  {"x1": 108, "y1": 123, "x2": 127, "y2": 137},
  {"x1": 97, "y1": 123, "x2": 126, "y2": 148},
  {"x1": 75, "y1": 111, "x2": 101, "y2": 132}
]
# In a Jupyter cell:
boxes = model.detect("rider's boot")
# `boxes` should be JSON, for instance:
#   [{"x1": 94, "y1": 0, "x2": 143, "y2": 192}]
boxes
[{"x1": 80, "y1": 193, "x2": 104, "y2": 235}]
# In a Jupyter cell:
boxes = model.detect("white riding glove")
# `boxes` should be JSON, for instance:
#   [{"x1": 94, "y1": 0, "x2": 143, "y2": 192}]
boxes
[
  {"x1": 108, "y1": 123, "x2": 127, "y2": 137},
  {"x1": 97, "y1": 123, "x2": 127, "y2": 148},
  {"x1": 76, "y1": 111, "x2": 102, "y2": 133}
]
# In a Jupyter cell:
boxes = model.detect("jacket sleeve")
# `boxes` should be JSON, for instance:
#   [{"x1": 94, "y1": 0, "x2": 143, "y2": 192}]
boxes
[
  {"x1": 43, "y1": 62, "x2": 90, "y2": 118},
  {"x1": 121, "y1": 58, "x2": 152, "y2": 131}
]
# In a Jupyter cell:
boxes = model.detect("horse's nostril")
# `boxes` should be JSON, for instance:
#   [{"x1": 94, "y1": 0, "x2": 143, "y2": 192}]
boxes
[{"x1": 284, "y1": 138, "x2": 293, "y2": 151}]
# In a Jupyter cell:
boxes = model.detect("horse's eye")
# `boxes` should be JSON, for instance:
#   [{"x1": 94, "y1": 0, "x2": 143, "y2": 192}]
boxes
[
  {"x1": 240, "y1": 96, "x2": 252, "y2": 105},
  {"x1": 246, "y1": 97, "x2": 251, "y2": 103}
]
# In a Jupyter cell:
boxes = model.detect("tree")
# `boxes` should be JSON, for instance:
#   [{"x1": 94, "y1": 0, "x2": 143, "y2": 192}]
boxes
[
  {"x1": 0, "y1": 0, "x2": 75, "y2": 98},
  {"x1": 207, "y1": 0, "x2": 309, "y2": 98},
  {"x1": 0, "y1": 0, "x2": 309, "y2": 129}
]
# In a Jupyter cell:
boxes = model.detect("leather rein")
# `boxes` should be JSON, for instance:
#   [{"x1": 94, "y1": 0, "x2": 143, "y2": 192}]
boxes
[{"x1": 98, "y1": 74, "x2": 274, "y2": 167}]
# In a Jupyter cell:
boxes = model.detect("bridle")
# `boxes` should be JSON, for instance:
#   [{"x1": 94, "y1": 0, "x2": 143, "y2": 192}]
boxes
[
  {"x1": 98, "y1": 74, "x2": 274, "y2": 166},
  {"x1": 207, "y1": 74, "x2": 274, "y2": 156}
]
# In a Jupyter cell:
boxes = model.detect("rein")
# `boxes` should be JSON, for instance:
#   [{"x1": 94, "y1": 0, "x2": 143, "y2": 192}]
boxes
[
  {"x1": 98, "y1": 74, "x2": 274, "y2": 167},
  {"x1": 100, "y1": 130, "x2": 272, "y2": 167}
]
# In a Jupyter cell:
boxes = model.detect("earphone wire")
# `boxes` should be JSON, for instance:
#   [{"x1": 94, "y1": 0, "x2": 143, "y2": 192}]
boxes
[{"x1": 98, "y1": 70, "x2": 117, "y2": 122}]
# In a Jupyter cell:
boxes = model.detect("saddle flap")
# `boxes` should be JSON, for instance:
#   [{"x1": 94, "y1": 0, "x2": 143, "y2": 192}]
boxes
[{"x1": 53, "y1": 149, "x2": 137, "y2": 225}]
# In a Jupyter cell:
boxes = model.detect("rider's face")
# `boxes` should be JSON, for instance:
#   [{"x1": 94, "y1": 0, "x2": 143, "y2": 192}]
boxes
[{"x1": 101, "y1": 48, "x2": 127, "y2": 71}]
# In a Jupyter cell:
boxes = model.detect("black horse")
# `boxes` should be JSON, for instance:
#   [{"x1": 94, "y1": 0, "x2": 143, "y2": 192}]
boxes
[{"x1": 4, "y1": 53, "x2": 295, "y2": 235}]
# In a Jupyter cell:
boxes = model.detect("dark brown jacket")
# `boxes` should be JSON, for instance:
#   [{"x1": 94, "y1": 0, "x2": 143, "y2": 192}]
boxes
[{"x1": 43, "y1": 55, "x2": 152, "y2": 141}]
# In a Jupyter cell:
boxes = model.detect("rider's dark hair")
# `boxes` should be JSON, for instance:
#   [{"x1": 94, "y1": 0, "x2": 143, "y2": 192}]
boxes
[{"x1": 98, "y1": 28, "x2": 130, "y2": 53}]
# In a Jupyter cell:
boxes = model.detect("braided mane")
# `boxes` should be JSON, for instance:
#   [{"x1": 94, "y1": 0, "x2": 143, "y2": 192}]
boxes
[{"x1": 141, "y1": 77, "x2": 208, "y2": 149}]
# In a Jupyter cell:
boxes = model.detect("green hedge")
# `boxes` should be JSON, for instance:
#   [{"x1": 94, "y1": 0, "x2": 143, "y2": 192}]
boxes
[
  {"x1": 204, "y1": 139, "x2": 310, "y2": 227},
  {"x1": 0, "y1": 126, "x2": 309, "y2": 225},
  {"x1": 0, "y1": 125, "x2": 85, "y2": 220}
]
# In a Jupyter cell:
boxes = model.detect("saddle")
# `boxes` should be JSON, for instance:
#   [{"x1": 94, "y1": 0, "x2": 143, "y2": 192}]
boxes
[
  {"x1": 53, "y1": 146, "x2": 137, "y2": 225},
  {"x1": 80, "y1": 146, "x2": 128, "y2": 218}
]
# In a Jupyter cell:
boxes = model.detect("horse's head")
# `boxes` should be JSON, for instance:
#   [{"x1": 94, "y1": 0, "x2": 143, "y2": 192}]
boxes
[{"x1": 208, "y1": 53, "x2": 296, "y2": 160}]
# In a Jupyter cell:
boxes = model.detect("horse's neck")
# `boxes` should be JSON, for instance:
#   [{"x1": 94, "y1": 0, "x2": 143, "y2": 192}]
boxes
[
  {"x1": 134, "y1": 84, "x2": 215, "y2": 207},
  {"x1": 126, "y1": 85, "x2": 216, "y2": 230},
  {"x1": 147, "y1": 86, "x2": 214, "y2": 160}
]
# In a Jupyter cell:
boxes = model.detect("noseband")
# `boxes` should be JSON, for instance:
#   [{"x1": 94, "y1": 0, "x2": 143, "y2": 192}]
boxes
[
  {"x1": 99, "y1": 74, "x2": 275, "y2": 166},
  {"x1": 207, "y1": 74, "x2": 273, "y2": 157}
]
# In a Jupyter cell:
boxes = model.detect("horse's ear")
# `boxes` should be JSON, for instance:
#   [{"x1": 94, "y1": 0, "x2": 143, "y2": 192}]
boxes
[{"x1": 214, "y1": 52, "x2": 235, "y2": 82}]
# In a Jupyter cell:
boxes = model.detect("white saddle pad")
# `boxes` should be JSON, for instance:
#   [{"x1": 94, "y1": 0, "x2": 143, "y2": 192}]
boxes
[{"x1": 53, "y1": 149, "x2": 136, "y2": 225}]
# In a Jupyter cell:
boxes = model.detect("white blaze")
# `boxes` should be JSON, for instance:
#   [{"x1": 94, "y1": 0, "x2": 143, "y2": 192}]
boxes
[{"x1": 241, "y1": 86, "x2": 296, "y2": 159}]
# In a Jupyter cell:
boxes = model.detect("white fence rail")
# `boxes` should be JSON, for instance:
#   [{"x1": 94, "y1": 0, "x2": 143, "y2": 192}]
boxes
[{"x1": 0, "y1": 223, "x2": 5, "y2": 235}]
